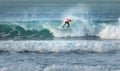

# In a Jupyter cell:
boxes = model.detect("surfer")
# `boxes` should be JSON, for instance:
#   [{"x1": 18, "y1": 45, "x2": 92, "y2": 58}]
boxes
[{"x1": 62, "y1": 19, "x2": 72, "y2": 28}]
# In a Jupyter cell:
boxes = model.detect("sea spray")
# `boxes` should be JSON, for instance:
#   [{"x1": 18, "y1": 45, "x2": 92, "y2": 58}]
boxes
[{"x1": 98, "y1": 18, "x2": 120, "y2": 39}]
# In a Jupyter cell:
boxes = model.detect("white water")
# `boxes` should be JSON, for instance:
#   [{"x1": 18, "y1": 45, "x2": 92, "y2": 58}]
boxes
[
  {"x1": 0, "y1": 40, "x2": 120, "y2": 53},
  {"x1": 0, "y1": 65, "x2": 119, "y2": 71},
  {"x1": 43, "y1": 65, "x2": 119, "y2": 71},
  {"x1": 99, "y1": 18, "x2": 120, "y2": 39}
]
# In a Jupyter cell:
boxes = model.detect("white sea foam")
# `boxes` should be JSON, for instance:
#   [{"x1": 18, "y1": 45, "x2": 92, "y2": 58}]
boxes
[
  {"x1": 99, "y1": 19, "x2": 120, "y2": 39},
  {"x1": 99, "y1": 24, "x2": 120, "y2": 39},
  {"x1": 43, "y1": 65, "x2": 120, "y2": 71},
  {"x1": 0, "y1": 64, "x2": 119, "y2": 71},
  {"x1": 0, "y1": 40, "x2": 120, "y2": 53}
]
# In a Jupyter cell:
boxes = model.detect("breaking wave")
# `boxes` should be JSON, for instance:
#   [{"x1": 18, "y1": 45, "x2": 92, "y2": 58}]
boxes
[
  {"x1": 0, "y1": 17, "x2": 120, "y2": 39},
  {"x1": 99, "y1": 18, "x2": 120, "y2": 39}
]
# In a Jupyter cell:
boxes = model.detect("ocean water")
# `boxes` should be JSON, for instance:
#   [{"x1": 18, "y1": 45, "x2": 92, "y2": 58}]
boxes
[
  {"x1": 0, "y1": 1, "x2": 120, "y2": 71},
  {"x1": 1, "y1": 40, "x2": 120, "y2": 71}
]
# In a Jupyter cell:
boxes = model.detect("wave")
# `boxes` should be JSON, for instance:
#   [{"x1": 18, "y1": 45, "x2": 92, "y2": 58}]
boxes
[
  {"x1": 99, "y1": 24, "x2": 120, "y2": 39},
  {"x1": 99, "y1": 18, "x2": 120, "y2": 39},
  {"x1": 0, "y1": 18, "x2": 119, "y2": 39},
  {"x1": 0, "y1": 40, "x2": 120, "y2": 53},
  {"x1": 0, "y1": 22, "x2": 54, "y2": 39}
]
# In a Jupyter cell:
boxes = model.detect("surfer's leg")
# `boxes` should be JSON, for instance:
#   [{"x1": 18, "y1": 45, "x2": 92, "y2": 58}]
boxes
[
  {"x1": 62, "y1": 24, "x2": 65, "y2": 28},
  {"x1": 62, "y1": 22, "x2": 67, "y2": 28},
  {"x1": 66, "y1": 22, "x2": 70, "y2": 28}
]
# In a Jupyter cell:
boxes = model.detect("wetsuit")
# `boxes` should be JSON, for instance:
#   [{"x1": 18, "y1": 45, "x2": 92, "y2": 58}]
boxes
[
  {"x1": 62, "y1": 22, "x2": 70, "y2": 28},
  {"x1": 62, "y1": 19, "x2": 71, "y2": 28}
]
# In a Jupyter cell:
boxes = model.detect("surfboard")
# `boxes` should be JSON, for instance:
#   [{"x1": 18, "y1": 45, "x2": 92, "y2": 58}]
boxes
[{"x1": 57, "y1": 26, "x2": 71, "y2": 30}]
